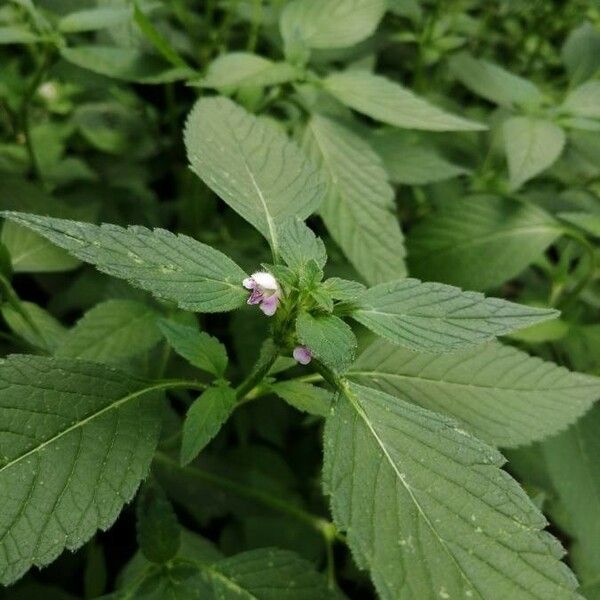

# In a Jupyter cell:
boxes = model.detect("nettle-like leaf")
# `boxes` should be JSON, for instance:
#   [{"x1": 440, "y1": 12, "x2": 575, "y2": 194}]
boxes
[
  {"x1": 0, "y1": 212, "x2": 248, "y2": 313},
  {"x1": 0, "y1": 356, "x2": 162, "y2": 585},
  {"x1": 184, "y1": 96, "x2": 326, "y2": 257},
  {"x1": 280, "y1": 0, "x2": 387, "y2": 51},
  {"x1": 407, "y1": 195, "x2": 562, "y2": 291},
  {"x1": 305, "y1": 113, "x2": 406, "y2": 284},
  {"x1": 352, "y1": 278, "x2": 558, "y2": 352},
  {"x1": 503, "y1": 117, "x2": 566, "y2": 190},
  {"x1": 323, "y1": 382, "x2": 581, "y2": 599},
  {"x1": 277, "y1": 219, "x2": 327, "y2": 272},
  {"x1": 323, "y1": 71, "x2": 487, "y2": 131},
  {"x1": 349, "y1": 339, "x2": 600, "y2": 447},
  {"x1": 270, "y1": 381, "x2": 332, "y2": 417}
]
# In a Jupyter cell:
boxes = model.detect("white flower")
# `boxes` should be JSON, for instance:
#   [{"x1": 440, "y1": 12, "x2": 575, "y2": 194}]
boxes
[{"x1": 243, "y1": 271, "x2": 281, "y2": 316}]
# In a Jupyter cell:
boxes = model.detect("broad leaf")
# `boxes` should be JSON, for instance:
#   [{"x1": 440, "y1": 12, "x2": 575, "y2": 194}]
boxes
[
  {"x1": 323, "y1": 71, "x2": 486, "y2": 131},
  {"x1": 270, "y1": 381, "x2": 332, "y2": 417},
  {"x1": 184, "y1": 97, "x2": 326, "y2": 257},
  {"x1": 349, "y1": 339, "x2": 600, "y2": 447},
  {"x1": 323, "y1": 382, "x2": 580, "y2": 599},
  {"x1": 181, "y1": 385, "x2": 237, "y2": 465},
  {"x1": 352, "y1": 278, "x2": 559, "y2": 352},
  {"x1": 158, "y1": 319, "x2": 228, "y2": 377},
  {"x1": 280, "y1": 0, "x2": 386, "y2": 50},
  {"x1": 56, "y1": 300, "x2": 162, "y2": 364},
  {"x1": 305, "y1": 114, "x2": 406, "y2": 284},
  {"x1": 562, "y1": 80, "x2": 600, "y2": 119},
  {"x1": 407, "y1": 195, "x2": 561, "y2": 290},
  {"x1": 449, "y1": 52, "x2": 544, "y2": 108},
  {"x1": 503, "y1": 117, "x2": 566, "y2": 190},
  {"x1": 1, "y1": 212, "x2": 248, "y2": 313},
  {"x1": 0, "y1": 356, "x2": 162, "y2": 585}
]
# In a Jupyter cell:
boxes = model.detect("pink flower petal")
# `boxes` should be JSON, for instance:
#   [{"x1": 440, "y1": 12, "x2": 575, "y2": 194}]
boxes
[
  {"x1": 260, "y1": 295, "x2": 279, "y2": 316},
  {"x1": 293, "y1": 346, "x2": 312, "y2": 365},
  {"x1": 247, "y1": 289, "x2": 264, "y2": 305}
]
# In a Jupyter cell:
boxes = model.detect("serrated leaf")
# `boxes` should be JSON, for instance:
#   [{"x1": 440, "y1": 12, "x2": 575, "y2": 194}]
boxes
[
  {"x1": 562, "y1": 80, "x2": 600, "y2": 119},
  {"x1": 349, "y1": 339, "x2": 600, "y2": 447},
  {"x1": 449, "y1": 52, "x2": 544, "y2": 108},
  {"x1": 0, "y1": 356, "x2": 162, "y2": 585},
  {"x1": 322, "y1": 277, "x2": 366, "y2": 303},
  {"x1": 158, "y1": 319, "x2": 228, "y2": 377},
  {"x1": 194, "y1": 52, "x2": 298, "y2": 89},
  {"x1": 184, "y1": 97, "x2": 326, "y2": 257},
  {"x1": 277, "y1": 218, "x2": 327, "y2": 271},
  {"x1": 0, "y1": 212, "x2": 248, "y2": 313},
  {"x1": 323, "y1": 382, "x2": 580, "y2": 599},
  {"x1": 323, "y1": 70, "x2": 487, "y2": 131},
  {"x1": 181, "y1": 385, "x2": 237, "y2": 465},
  {"x1": 280, "y1": 0, "x2": 386, "y2": 50},
  {"x1": 56, "y1": 300, "x2": 162, "y2": 364},
  {"x1": 296, "y1": 312, "x2": 356, "y2": 373},
  {"x1": 305, "y1": 114, "x2": 406, "y2": 284},
  {"x1": 407, "y1": 195, "x2": 562, "y2": 290},
  {"x1": 503, "y1": 117, "x2": 566, "y2": 190},
  {"x1": 270, "y1": 381, "x2": 332, "y2": 417},
  {"x1": 352, "y1": 278, "x2": 559, "y2": 352}
]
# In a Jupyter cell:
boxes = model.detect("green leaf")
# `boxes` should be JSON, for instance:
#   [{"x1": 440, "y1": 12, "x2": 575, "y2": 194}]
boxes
[
  {"x1": 562, "y1": 81, "x2": 600, "y2": 119},
  {"x1": 184, "y1": 97, "x2": 326, "y2": 257},
  {"x1": 60, "y1": 46, "x2": 192, "y2": 84},
  {"x1": 136, "y1": 482, "x2": 181, "y2": 564},
  {"x1": 407, "y1": 195, "x2": 562, "y2": 290},
  {"x1": 277, "y1": 218, "x2": 327, "y2": 271},
  {"x1": 322, "y1": 277, "x2": 366, "y2": 303},
  {"x1": 305, "y1": 114, "x2": 406, "y2": 284},
  {"x1": 349, "y1": 339, "x2": 600, "y2": 447},
  {"x1": 194, "y1": 52, "x2": 298, "y2": 89},
  {"x1": 270, "y1": 381, "x2": 332, "y2": 417},
  {"x1": 449, "y1": 52, "x2": 544, "y2": 108},
  {"x1": 323, "y1": 382, "x2": 580, "y2": 599},
  {"x1": 370, "y1": 130, "x2": 469, "y2": 185},
  {"x1": 558, "y1": 211, "x2": 600, "y2": 238},
  {"x1": 323, "y1": 70, "x2": 487, "y2": 131},
  {"x1": 181, "y1": 385, "x2": 237, "y2": 465},
  {"x1": 296, "y1": 311, "x2": 356, "y2": 373},
  {"x1": 352, "y1": 278, "x2": 559, "y2": 352},
  {"x1": 58, "y1": 6, "x2": 132, "y2": 33},
  {"x1": 561, "y1": 22, "x2": 600, "y2": 85},
  {"x1": 158, "y1": 319, "x2": 228, "y2": 377},
  {"x1": 55, "y1": 300, "x2": 162, "y2": 364},
  {"x1": 0, "y1": 25, "x2": 40, "y2": 44},
  {"x1": 0, "y1": 356, "x2": 162, "y2": 585},
  {"x1": 503, "y1": 117, "x2": 566, "y2": 190},
  {"x1": 280, "y1": 0, "x2": 386, "y2": 50},
  {"x1": 1, "y1": 212, "x2": 248, "y2": 313}
]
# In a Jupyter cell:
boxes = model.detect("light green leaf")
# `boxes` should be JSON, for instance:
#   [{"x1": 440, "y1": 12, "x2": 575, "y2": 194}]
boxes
[
  {"x1": 561, "y1": 22, "x2": 600, "y2": 85},
  {"x1": 280, "y1": 0, "x2": 386, "y2": 50},
  {"x1": 1, "y1": 212, "x2": 248, "y2": 313},
  {"x1": 277, "y1": 218, "x2": 327, "y2": 271},
  {"x1": 407, "y1": 195, "x2": 562, "y2": 290},
  {"x1": 194, "y1": 52, "x2": 298, "y2": 89},
  {"x1": 55, "y1": 300, "x2": 162, "y2": 364},
  {"x1": 323, "y1": 71, "x2": 487, "y2": 131},
  {"x1": 322, "y1": 277, "x2": 366, "y2": 303},
  {"x1": 296, "y1": 311, "x2": 356, "y2": 373},
  {"x1": 371, "y1": 130, "x2": 469, "y2": 185},
  {"x1": 558, "y1": 211, "x2": 600, "y2": 237},
  {"x1": 562, "y1": 81, "x2": 600, "y2": 119},
  {"x1": 60, "y1": 46, "x2": 193, "y2": 84},
  {"x1": 305, "y1": 114, "x2": 406, "y2": 284},
  {"x1": 449, "y1": 52, "x2": 544, "y2": 108},
  {"x1": 349, "y1": 339, "x2": 600, "y2": 447},
  {"x1": 158, "y1": 319, "x2": 228, "y2": 377},
  {"x1": 270, "y1": 381, "x2": 332, "y2": 417},
  {"x1": 181, "y1": 385, "x2": 237, "y2": 465},
  {"x1": 0, "y1": 25, "x2": 40, "y2": 44},
  {"x1": 0, "y1": 356, "x2": 162, "y2": 585},
  {"x1": 58, "y1": 7, "x2": 132, "y2": 33},
  {"x1": 323, "y1": 382, "x2": 580, "y2": 599},
  {"x1": 352, "y1": 278, "x2": 559, "y2": 352},
  {"x1": 503, "y1": 117, "x2": 566, "y2": 190},
  {"x1": 184, "y1": 97, "x2": 326, "y2": 257}
]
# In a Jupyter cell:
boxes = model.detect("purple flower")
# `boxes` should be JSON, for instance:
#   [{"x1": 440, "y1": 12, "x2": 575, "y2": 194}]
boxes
[
  {"x1": 293, "y1": 345, "x2": 313, "y2": 365},
  {"x1": 243, "y1": 271, "x2": 280, "y2": 316}
]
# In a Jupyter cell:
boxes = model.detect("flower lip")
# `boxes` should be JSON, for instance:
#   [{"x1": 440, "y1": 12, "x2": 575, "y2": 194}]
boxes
[{"x1": 243, "y1": 271, "x2": 281, "y2": 316}]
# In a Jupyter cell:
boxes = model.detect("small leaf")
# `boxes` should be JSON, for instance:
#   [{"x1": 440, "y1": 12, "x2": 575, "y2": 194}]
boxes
[
  {"x1": 322, "y1": 277, "x2": 366, "y2": 302},
  {"x1": 158, "y1": 318, "x2": 228, "y2": 377},
  {"x1": 271, "y1": 381, "x2": 333, "y2": 417},
  {"x1": 296, "y1": 311, "x2": 357, "y2": 373},
  {"x1": 352, "y1": 278, "x2": 559, "y2": 352},
  {"x1": 181, "y1": 385, "x2": 237, "y2": 465},
  {"x1": 184, "y1": 97, "x2": 326, "y2": 257},
  {"x1": 58, "y1": 6, "x2": 132, "y2": 33},
  {"x1": 136, "y1": 482, "x2": 181, "y2": 564},
  {"x1": 349, "y1": 339, "x2": 600, "y2": 447},
  {"x1": 277, "y1": 218, "x2": 327, "y2": 271},
  {"x1": 562, "y1": 80, "x2": 600, "y2": 119},
  {"x1": 323, "y1": 70, "x2": 487, "y2": 131},
  {"x1": 1, "y1": 212, "x2": 248, "y2": 313},
  {"x1": 503, "y1": 116, "x2": 566, "y2": 190},
  {"x1": 0, "y1": 25, "x2": 40, "y2": 44}
]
